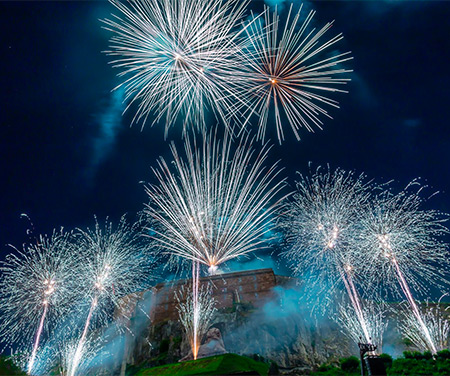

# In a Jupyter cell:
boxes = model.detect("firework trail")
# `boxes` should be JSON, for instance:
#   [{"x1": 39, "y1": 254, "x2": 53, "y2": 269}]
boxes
[
  {"x1": 0, "y1": 229, "x2": 78, "y2": 375},
  {"x1": 62, "y1": 332, "x2": 107, "y2": 376},
  {"x1": 341, "y1": 266, "x2": 371, "y2": 343},
  {"x1": 239, "y1": 4, "x2": 352, "y2": 143},
  {"x1": 192, "y1": 261, "x2": 200, "y2": 359},
  {"x1": 281, "y1": 166, "x2": 375, "y2": 342},
  {"x1": 399, "y1": 296, "x2": 450, "y2": 353},
  {"x1": 337, "y1": 299, "x2": 388, "y2": 351},
  {"x1": 144, "y1": 130, "x2": 287, "y2": 275},
  {"x1": 69, "y1": 217, "x2": 151, "y2": 376},
  {"x1": 103, "y1": 0, "x2": 250, "y2": 136},
  {"x1": 356, "y1": 181, "x2": 449, "y2": 353},
  {"x1": 176, "y1": 264, "x2": 217, "y2": 360}
]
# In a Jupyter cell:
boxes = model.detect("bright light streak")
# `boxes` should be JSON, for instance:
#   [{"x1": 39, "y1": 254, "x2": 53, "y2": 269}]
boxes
[{"x1": 176, "y1": 263, "x2": 216, "y2": 360}]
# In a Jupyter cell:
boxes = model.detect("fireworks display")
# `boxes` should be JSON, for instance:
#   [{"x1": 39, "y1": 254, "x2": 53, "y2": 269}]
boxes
[
  {"x1": 356, "y1": 181, "x2": 449, "y2": 296},
  {"x1": 283, "y1": 168, "x2": 450, "y2": 353},
  {"x1": 103, "y1": 0, "x2": 249, "y2": 136},
  {"x1": 144, "y1": 130, "x2": 287, "y2": 275},
  {"x1": 280, "y1": 166, "x2": 378, "y2": 343},
  {"x1": 0, "y1": 229, "x2": 79, "y2": 374},
  {"x1": 2, "y1": 0, "x2": 450, "y2": 373},
  {"x1": 240, "y1": 5, "x2": 352, "y2": 143},
  {"x1": 104, "y1": 0, "x2": 352, "y2": 142},
  {"x1": 69, "y1": 217, "x2": 151, "y2": 376},
  {"x1": 356, "y1": 182, "x2": 449, "y2": 353},
  {"x1": 62, "y1": 333, "x2": 107, "y2": 376},
  {"x1": 281, "y1": 166, "x2": 373, "y2": 288}
]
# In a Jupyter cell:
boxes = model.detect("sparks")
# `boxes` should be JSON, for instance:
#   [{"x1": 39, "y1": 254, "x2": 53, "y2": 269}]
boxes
[
  {"x1": 144, "y1": 130, "x2": 287, "y2": 274},
  {"x1": 0, "y1": 229, "x2": 79, "y2": 375},
  {"x1": 176, "y1": 263, "x2": 217, "y2": 360},
  {"x1": 280, "y1": 166, "x2": 376, "y2": 343},
  {"x1": 399, "y1": 296, "x2": 450, "y2": 353},
  {"x1": 337, "y1": 299, "x2": 388, "y2": 352},
  {"x1": 69, "y1": 217, "x2": 152, "y2": 376},
  {"x1": 103, "y1": 0, "x2": 249, "y2": 137},
  {"x1": 239, "y1": 5, "x2": 353, "y2": 143},
  {"x1": 356, "y1": 181, "x2": 449, "y2": 353}
]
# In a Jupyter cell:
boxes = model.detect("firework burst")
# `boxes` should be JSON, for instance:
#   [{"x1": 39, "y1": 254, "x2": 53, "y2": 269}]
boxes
[
  {"x1": 356, "y1": 181, "x2": 449, "y2": 295},
  {"x1": 281, "y1": 166, "x2": 373, "y2": 287},
  {"x1": 69, "y1": 217, "x2": 151, "y2": 376},
  {"x1": 356, "y1": 181, "x2": 449, "y2": 353},
  {"x1": 61, "y1": 333, "x2": 107, "y2": 376},
  {"x1": 280, "y1": 166, "x2": 376, "y2": 342},
  {"x1": 103, "y1": 0, "x2": 249, "y2": 136},
  {"x1": 399, "y1": 297, "x2": 450, "y2": 353},
  {"x1": 144, "y1": 130, "x2": 287, "y2": 275},
  {"x1": 239, "y1": 4, "x2": 352, "y2": 143},
  {"x1": 337, "y1": 299, "x2": 388, "y2": 351},
  {"x1": 0, "y1": 229, "x2": 78, "y2": 374}
]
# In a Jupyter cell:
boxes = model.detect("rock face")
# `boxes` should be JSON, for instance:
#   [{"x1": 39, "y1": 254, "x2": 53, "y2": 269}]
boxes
[
  {"x1": 118, "y1": 269, "x2": 359, "y2": 372},
  {"x1": 209, "y1": 304, "x2": 353, "y2": 368},
  {"x1": 180, "y1": 327, "x2": 228, "y2": 361},
  {"x1": 126, "y1": 295, "x2": 354, "y2": 371}
]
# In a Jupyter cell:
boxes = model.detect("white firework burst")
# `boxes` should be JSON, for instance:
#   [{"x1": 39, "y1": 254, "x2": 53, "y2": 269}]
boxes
[
  {"x1": 281, "y1": 166, "x2": 373, "y2": 288},
  {"x1": 61, "y1": 333, "x2": 107, "y2": 376},
  {"x1": 280, "y1": 166, "x2": 377, "y2": 342},
  {"x1": 103, "y1": 0, "x2": 249, "y2": 136},
  {"x1": 399, "y1": 297, "x2": 450, "y2": 353},
  {"x1": 69, "y1": 216, "x2": 152, "y2": 376},
  {"x1": 75, "y1": 217, "x2": 151, "y2": 317},
  {"x1": 337, "y1": 299, "x2": 388, "y2": 351},
  {"x1": 356, "y1": 180, "x2": 449, "y2": 354},
  {"x1": 355, "y1": 181, "x2": 449, "y2": 296},
  {"x1": 144, "y1": 130, "x2": 287, "y2": 275},
  {"x1": 0, "y1": 229, "x2": 79, "y2": 374},
  {"x1": 240, "y1": 4, "x2": 352, "y2": 143}
]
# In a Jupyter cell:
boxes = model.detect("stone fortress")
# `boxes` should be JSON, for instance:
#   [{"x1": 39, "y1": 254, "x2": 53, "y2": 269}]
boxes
[{"x1": 115, "y1": 268, "x2": 356, "y2": 374}]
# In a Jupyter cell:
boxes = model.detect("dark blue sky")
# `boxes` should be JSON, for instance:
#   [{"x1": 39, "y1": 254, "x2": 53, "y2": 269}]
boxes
[{"x1": 1, "y1": 0, "x2": 450, "y2": 265}]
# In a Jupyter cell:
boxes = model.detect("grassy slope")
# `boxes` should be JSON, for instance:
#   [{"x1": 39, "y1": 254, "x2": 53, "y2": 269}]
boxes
[
  {"x1": 135, "y1": 353, "x2": 269, "y2": 376},
  {"x1": 311, "y1": 352, "x2": 450, "y2": 376},
  {"x1": 0, "y1": 356, "x2": 27, "y2": 376}
]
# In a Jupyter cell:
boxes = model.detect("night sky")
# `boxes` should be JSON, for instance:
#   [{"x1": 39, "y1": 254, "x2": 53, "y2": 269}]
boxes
[{"x1": 1, "y1": 0, "x2": 450, "y2": 271}]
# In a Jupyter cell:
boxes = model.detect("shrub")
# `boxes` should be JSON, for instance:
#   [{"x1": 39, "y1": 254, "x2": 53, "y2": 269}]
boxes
[
  {"x1": 403, "y1": 351, "x2": 414, "y2": 359},
  {"x1": 380, "y1": 353, "x2": 393, "y2": 369},
  {"x1": 317, "y1": 364, "x2": 333, "y2": 372},
  {"x1": 314, "y1": 364, "x2": 344, "y2": 375},
  {"x1": 0, "y1": 356, "x2": 26, "y2": 376},
  {"x1": 340, "y1": 356, "x2": 360, "y2": 372},
  {"x1": 403, "y1": 350, "x2": 424, "y2": 360},
  {"x1": 437, "y1": 349, "x2": 450, "y2": 359},
  {"x1": 268, "y1": 360, "x2": 279, "y2": 375}
]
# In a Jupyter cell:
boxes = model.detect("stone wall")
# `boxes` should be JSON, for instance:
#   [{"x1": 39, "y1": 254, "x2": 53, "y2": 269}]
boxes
[{"x1": 117, "y1": 268, "x2": 284, "y2": 324}]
